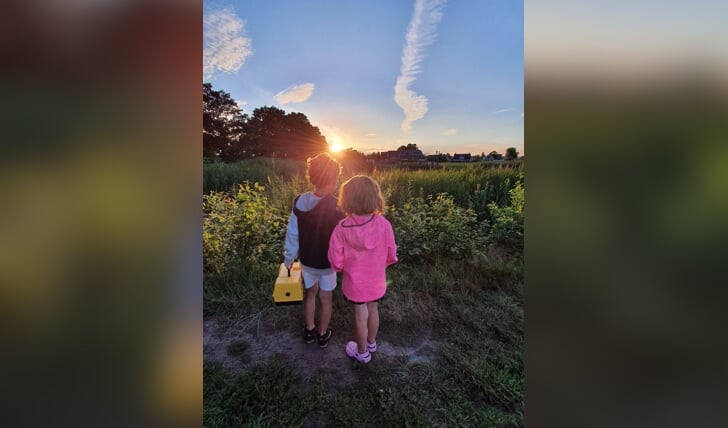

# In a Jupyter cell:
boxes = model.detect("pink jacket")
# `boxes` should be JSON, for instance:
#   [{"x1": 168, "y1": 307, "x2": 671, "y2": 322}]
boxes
[{"x1": 328, "y1": 214, "x2": 398, "y2": 302}]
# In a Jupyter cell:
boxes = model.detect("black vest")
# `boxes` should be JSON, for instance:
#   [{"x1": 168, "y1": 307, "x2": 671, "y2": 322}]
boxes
[{"x1": 293, "y1": 194, "x2": 345, "y2": 269}]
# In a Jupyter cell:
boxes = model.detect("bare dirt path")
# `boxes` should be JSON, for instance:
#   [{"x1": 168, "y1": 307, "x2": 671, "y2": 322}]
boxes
[{"x1": 203, "y1": 310, "x2": 441, "y2": 384}]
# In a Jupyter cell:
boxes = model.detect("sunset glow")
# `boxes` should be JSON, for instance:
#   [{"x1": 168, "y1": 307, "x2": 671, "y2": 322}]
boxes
[
  {"x1": 208, "y1": 2, "x2": 523, "y2": 156},
  {"x1": 329, "y1": 141, "x2": 344, "y2": 152}
]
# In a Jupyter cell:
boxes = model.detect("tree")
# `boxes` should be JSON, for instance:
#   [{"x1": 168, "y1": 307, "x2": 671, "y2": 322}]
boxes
[
  {"x1": 505, "y1": 147, "x2": 519, "y2": 160},
  {"x1": 488, "y1": 150, "x2": 503, "y2": 160},
  {"x1": 397, "y1": 143, "x2": 419, "y2": 151},
  {"x1": 203, "y1": 83, "x2": 247, "y2": 161},
  {"x1": 283, "y1": 112, "x2": 328, "y2": 160},
  {"x1": 244, "y1": 106, "x2": 328, "y2": 160},
  {"x1": 244, "y1": 106, "x2": 288, "y2": 158},
  {"x1": 204, "y1": 83, "x2": 329, "y2": 161}
]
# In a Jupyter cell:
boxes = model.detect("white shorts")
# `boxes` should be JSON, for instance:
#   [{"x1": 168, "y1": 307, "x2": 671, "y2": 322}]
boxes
[{"x1": 301, "y1": 265, "x2": 337, "y2": 292}]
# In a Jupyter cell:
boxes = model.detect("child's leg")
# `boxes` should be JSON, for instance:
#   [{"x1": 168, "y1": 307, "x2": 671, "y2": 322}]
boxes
[
  {"x1": 317, "y1": 290, "x2": 332, "y2": 335},
  {"x1": 304, "y1": 282, "x2": 319, "y2": 330},
  {"x1": 366, "y1": 301, "x2": 379, "y2": 344},
  {"x1": 352, "y1": 303, "x2": 369, "y2": 353}
]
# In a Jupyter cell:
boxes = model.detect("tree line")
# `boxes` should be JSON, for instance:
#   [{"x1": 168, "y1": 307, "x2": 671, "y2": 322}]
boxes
[
  {"x1": 204, "y1": 82, "x2": 521, "y2": 163},
  {"x1": 203, "y1": 83, "x2": 329, "y2": 161}
]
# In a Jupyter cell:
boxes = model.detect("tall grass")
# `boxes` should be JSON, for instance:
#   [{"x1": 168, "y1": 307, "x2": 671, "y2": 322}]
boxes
[
  {"x1": 376, "y1": 163, "x2": 523, "y2": 221},
  {"x1": 203, "y1": 157, "x2": 305, "y2": 195},
  {"x1": 204, "y1": 158, "x2": 524, "y2": 220}
]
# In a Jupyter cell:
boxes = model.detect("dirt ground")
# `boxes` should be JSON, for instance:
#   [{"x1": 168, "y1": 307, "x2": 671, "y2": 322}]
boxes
[{"x1": 203, "y1": 309, "x2": 440, "y2": 384}]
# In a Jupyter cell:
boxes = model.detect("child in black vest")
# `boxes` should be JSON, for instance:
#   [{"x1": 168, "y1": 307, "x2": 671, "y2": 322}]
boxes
[{"x1": 284, "y1": 153, "x2": 345, "y2": 348}]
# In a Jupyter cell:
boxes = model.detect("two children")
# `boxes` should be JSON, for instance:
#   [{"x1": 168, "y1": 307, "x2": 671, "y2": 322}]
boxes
[{"x1": 284, "y1": 153, "x2": 397, "y2": 362}]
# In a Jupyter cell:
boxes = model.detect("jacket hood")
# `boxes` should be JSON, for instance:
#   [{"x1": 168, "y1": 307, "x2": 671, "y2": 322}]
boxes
[{"x1": 339, "y1": 214, "x2": 388, "y2": 250}]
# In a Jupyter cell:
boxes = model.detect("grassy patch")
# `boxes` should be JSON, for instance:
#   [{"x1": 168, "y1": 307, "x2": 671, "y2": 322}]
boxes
[
  {"x1": 203, "y1": 261, "x2": 278, "y2": 316},
  {"x1": 326, "y1": 360, "x2": 439, "y2": 426},
  {"x1": 205, "y1": 261, "x2": 524, "y2": 427},
  {"x1": 204, "y1": 356, "x2": 325, "y2": 427},
  {"x1": 203, "y1": 160, "x2": 524, "y2": 426}
]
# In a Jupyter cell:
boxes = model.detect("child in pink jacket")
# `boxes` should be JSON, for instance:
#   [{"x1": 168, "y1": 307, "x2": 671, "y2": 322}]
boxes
[{"x1": 328, "y1": 175, "x2": 398, "y2": 363}]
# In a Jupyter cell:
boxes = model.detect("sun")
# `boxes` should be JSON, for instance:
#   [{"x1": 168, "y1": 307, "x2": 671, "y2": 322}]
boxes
[{"x1": 329, "y1": 140, "x2": 344, "y2": 153}]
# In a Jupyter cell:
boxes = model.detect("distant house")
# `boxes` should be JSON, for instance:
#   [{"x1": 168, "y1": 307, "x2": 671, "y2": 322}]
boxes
[{"x1": 452, "y1": 153, "x2": 472, "y2": 162}]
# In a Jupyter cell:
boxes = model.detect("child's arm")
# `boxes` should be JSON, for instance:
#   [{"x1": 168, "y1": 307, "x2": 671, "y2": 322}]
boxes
[
  {"x1": 283, "y1": 212, "x2": 299, "y2": 269},
  {"x1": 327, "y1": 226, "x2": 344, "y2": 272},
  {"x1": 386, "y1": 222, "x2": 398, "y2": 266}
]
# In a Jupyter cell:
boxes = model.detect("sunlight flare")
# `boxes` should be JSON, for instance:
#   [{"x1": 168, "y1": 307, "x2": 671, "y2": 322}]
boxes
[{"x1": 329, "y1": 140, "x2": 344, "y2": 152}]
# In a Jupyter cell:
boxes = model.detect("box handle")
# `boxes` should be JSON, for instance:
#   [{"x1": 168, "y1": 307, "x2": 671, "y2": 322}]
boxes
[{"x1": 287, "y1": 259, "x2": 299, "y2": 277}]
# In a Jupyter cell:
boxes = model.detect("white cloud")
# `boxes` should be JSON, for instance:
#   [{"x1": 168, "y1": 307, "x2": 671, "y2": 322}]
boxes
[
  {"x1": 274, "y1": 83, "x2": 315, "y2": 104},
  {"x1": 521, "y1": 112, "x2": 524, "y2": 118},
  {"x1": 204, "y1": 8, "x2": 252, "y2": 80},
  {"x1": 491, "y1": 107, "x2": 517, "y2": 114},
  {"x1": 394, "y1": 0, "x2": 446, "y2": 133},
  {"x1": 442, "y1": 128, "x2": 457, "y2": 136}
]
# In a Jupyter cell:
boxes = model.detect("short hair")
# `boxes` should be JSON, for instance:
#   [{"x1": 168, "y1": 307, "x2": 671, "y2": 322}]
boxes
[
  {"x1": 306, "y1": 153, "x2": 342, "y2": 188},
  {"x1": 338, "y1": 175, "x2": 385, "y2": 215}
]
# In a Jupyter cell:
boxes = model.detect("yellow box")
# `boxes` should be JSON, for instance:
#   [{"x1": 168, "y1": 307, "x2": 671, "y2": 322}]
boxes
[{"x1": 272, "y1": 262, "x2": 303, "y2": 305}]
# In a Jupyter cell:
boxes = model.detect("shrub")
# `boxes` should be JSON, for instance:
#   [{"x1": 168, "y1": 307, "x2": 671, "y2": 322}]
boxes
[
  {"x1": 202, "y1": 182, "x2": 286, "y2": 275},
  {"x1": 386, "y1": 193, "x2": 487, "y2": 263},
  {"x1": 487, "y1": 182, "x2": 524, "y2": 252}
]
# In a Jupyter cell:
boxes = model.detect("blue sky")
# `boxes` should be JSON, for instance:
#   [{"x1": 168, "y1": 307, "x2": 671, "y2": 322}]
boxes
[{"x1": 204, "y1": 0, "x2": 523, "y2": 156}]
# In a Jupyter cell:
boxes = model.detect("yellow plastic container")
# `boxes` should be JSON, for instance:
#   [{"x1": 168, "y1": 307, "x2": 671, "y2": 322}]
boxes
[{"x1": 272, "y1": 261, "x2": 303, "y2": 305}]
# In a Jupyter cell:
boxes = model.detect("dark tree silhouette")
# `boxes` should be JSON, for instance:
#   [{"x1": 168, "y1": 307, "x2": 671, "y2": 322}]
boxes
[
  {"x1": 204, "y1": 84, "x2": 330, "y2": 161},
  {"x1": 245, "y1": 106, "x2": 328, "y2": 160},
  {"x1": 245, "y1": 106, "x2": 288, "y2": 158},
  {"x1": 284, "y1": 112, "x2": 329, "y2": 160},
  {"x1": 397, "y1": 143, "x2": 419, "y2": 151},
  {"x1": 203, "y1": 83, "x2": 247, "y2": 161}
]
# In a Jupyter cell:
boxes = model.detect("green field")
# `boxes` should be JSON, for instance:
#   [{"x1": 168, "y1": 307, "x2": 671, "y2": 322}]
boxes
[{"x1": 203, "y1": 158, "x2": 524, "y2": 427}]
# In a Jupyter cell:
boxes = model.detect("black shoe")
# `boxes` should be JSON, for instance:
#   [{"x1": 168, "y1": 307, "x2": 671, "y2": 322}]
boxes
[
  {"x1": 303, "y1": 326, "x2": 316, "y2": 344},
  {"x1": 318, "y1": 328, "x2": 332, "y2": 348}
]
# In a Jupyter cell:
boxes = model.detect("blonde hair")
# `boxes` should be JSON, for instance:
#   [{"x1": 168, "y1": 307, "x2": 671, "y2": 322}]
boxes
[
  {"x1": 306, "y1": 153, "x2": 342, "y2": 188},
  {"x1": 338, "y1": 175, "x2": 384, "y2": 215}
]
